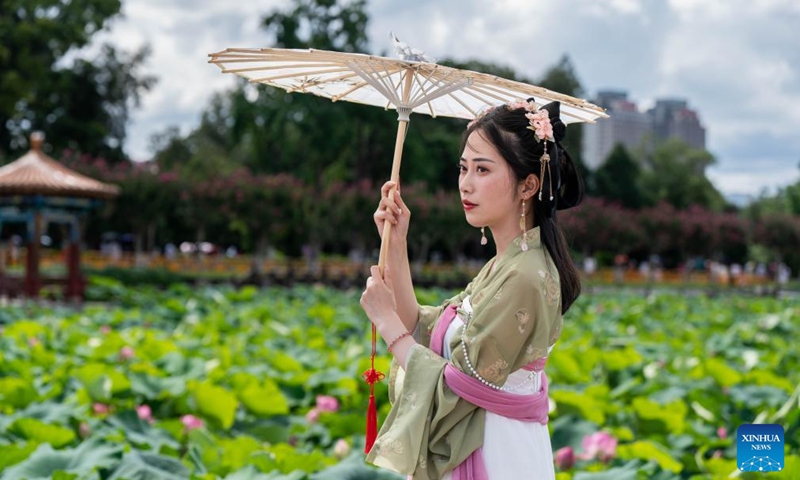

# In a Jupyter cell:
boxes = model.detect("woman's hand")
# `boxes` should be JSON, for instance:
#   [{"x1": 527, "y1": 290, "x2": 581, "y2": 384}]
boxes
[
  {"x1": 360, "y1": 265, "x2": 401, "y2": 335},
  {"x1": 373, "y1": 181, "x2": 410, "y2": 241}
]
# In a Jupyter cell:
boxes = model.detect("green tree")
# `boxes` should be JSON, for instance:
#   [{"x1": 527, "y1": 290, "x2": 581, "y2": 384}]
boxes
[
  {"x1": 639, "y1": 138, "x2": 726, "y2": 211},
  {"x1": 594, "y1": 143, "x2": 644, "y2": 209},
  {"x1": 263, "y1": 0, "x2": 369, "y2": 53},
  {"x1": 0, "y1": 0, "x2": 154, "y2": 161},
  {"x1": 24, "y1": 45, "x2": 155, "y2": 161}
]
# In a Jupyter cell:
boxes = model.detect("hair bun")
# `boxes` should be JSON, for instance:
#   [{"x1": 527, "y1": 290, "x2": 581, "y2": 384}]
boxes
[{"x1": 556, "y1": 149, "x2": 584, "y2": 211}]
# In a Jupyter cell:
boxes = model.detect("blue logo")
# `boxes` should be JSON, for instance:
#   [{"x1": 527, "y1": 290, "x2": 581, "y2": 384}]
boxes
[{"x1": 737, "y1": 424, "x2": 784, "y2": 472}]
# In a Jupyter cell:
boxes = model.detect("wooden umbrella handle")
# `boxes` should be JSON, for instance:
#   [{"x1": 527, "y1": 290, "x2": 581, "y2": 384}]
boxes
[{"x1": 377, "y1": 119, "x2": 409, "y2": 277}]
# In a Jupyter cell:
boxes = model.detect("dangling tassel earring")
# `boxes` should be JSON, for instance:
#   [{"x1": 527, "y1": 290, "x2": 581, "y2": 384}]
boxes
[
  {"x1": 520, "y1": 199, "x2": 529, "y2": 252},
  {"x1": 539, "y1": 141, "x2": 554, "y2": 202},
  {"x1": 480, "y1": 227, "x2": 488, "y2": 245}
]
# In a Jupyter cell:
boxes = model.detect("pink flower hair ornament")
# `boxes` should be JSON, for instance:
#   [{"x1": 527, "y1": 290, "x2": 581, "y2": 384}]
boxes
[{"x1": 468, "y1": 98, "x2": 555, "y2": 143}]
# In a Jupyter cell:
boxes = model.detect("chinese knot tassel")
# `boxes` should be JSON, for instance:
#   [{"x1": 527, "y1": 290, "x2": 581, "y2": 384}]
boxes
[{"x1": 362, "y1": 324, "x2": 384, "y2": 453}]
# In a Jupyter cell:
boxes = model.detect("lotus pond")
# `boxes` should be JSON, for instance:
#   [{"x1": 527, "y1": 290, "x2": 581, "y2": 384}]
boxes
[{"x1": 0, "y1": 278, "x2": 797, "y2": 480}]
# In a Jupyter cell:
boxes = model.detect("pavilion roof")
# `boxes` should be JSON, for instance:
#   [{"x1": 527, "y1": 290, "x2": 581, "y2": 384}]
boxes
[{"x1": 0, "y1": 134, "x2": 120, "y2": 200}]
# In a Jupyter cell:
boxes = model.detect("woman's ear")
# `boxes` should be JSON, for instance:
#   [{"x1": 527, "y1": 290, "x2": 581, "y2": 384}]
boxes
[{"x1": 519, "y1": 174, "x2": 540, "y2": 200}]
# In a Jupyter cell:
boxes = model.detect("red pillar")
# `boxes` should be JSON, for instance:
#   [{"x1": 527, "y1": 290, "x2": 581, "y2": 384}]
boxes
[
  {"x1": 65, "y1": 241, "x2": 83, "y2": 299},
  {"x1": 23, "y1": 213, "x2": 42, "y2": 297}
]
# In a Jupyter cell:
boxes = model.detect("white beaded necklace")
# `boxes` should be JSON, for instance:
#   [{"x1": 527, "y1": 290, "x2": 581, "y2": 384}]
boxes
[{"x1": 460, "y1": 306, "x2": 537, "y2": 392}]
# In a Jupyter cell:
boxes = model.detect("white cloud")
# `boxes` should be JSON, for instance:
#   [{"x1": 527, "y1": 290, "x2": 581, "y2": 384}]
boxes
[{"x1": 92, "y1": 0, "x2": 799, "y2": 196}]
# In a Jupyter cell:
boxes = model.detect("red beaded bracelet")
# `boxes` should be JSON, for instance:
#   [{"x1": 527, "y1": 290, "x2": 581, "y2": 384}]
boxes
[{"x1": 387, "y1": 331, "x2": 412, "y2": 353}]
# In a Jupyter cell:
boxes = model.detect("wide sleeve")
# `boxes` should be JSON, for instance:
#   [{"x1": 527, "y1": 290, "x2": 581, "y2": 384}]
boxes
[
  {"x1": 367, "y1": 258, "x2": 562, "y2": 479},
  {"x1": 387, "y1": 286, "x2": 472, "y2": 406}
]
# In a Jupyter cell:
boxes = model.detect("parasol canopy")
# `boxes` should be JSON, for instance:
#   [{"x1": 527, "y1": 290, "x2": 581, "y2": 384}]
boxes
[{"x1": 208, "y1": 46, "x2": 606, "y2": 124}]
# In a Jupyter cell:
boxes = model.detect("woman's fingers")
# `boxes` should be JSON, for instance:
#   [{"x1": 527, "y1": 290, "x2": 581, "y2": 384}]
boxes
[
  {"x1": 380, "y1": 181, "x2": 397, "y2": 198},
  {"x1": 394, "y1": 191, "x2": 408, "y2": 216},
  {"x1": 379, "y1": 195, "x2": 401, "y2": 215},
  {"x1": 374, "y1": 210, "x2": 397, "y2": 225}
]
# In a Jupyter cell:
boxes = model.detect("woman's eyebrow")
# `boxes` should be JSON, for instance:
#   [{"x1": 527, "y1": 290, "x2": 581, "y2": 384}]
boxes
[{"x1": 460, "y1": 157, "x2": 496, "y2": 163}]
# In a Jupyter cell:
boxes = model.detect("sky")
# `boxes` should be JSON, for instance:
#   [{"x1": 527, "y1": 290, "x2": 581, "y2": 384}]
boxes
[{"x1": 87, "y1": 0, "x2": 800, "y2": 200}]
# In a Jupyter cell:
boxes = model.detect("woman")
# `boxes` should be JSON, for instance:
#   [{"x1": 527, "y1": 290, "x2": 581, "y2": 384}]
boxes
[{"x1": 360, "y1": 99, "x2": 584, "y2": 480}]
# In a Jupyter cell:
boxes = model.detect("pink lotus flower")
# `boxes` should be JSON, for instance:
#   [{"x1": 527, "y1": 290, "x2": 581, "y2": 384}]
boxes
[
  {"x1": 316, "y1": 395, "x2": 339, "y2": 412},
  {"x1": 100, "y1": 325, "x2": 111, "y2": 335},
  {"x1": 119, "y1": 346, "x2": 135, "y2": 361},
  {"x1": 579, "y1": 431, "x2": 617, "y2": 463},
  {"x1": 137, "y1": 405, "x2": 154, "y2": 423},
  {"x1": 554, "y1": 446, "x2": 575, "y2": 470},
  {"x1": 305, "y1": 408, "x2": 320, "y2": 424},
  {"x1": 28, "y1": 337, "x2": 41, "y2": 348},
  {"x1": 717, "y1": 426, "x2": 727, "y2": 439},
  {"x1": 92, "y1": 403, "x2": 111, "y2": 415},
  {"x1": 78, "y1": 422, "x2": 91, "y2": 438},
  {"x1": 181, "y1": 414, "x2": 204, "y2": 431},
  {"x1": 333, "y1": 438, "x2": 351, "y2": 459}
]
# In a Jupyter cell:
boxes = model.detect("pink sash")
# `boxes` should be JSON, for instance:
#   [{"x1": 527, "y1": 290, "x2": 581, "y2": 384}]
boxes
[{"x1": 426, "y1": 304, "x2": 549, "y2": 480}]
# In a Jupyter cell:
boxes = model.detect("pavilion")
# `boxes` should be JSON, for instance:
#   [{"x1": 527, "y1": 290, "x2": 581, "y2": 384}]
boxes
[{"x1": 0, "y1": 132, "x2": 120, "y2": 299}]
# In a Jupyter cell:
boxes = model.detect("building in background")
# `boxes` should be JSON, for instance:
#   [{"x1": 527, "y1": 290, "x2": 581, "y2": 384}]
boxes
[
  {"x1": 582, "y1": 90, "x2": 706, "y2": 169},
  {"x1": 649, "y1": 99, "x2": 706, "y2": 150}
]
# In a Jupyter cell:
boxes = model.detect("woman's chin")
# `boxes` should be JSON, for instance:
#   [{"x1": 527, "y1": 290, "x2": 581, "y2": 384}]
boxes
[{"x1": 463, "y1": 214, "x2": 483, "y2": 228}]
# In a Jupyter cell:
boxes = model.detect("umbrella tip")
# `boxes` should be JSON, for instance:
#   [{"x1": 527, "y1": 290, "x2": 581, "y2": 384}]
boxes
[{"x1": 389, "y1": 31, "x2": 436, "y2": 64}]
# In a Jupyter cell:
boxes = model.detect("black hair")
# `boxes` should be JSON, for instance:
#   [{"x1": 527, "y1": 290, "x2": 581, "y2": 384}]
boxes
[{"x1": 461, "y1": 100, "x2": 584, "y2": 314}]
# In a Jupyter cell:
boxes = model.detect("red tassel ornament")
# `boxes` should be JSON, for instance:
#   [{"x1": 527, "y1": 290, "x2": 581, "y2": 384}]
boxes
[{"x1": 362, "y1": 324, "x2": 385, "y2": 453}]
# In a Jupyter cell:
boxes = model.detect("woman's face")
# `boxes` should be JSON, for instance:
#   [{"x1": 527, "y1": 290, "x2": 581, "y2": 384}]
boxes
[{"x1": 458, "y1": 129, "x2": 520, "y2": 229}]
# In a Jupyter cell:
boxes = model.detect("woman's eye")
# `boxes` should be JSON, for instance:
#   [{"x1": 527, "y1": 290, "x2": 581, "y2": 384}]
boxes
[
  {"x1": 477, "y1": 166, "x2": 488, "y2": 173},
  {"x1": 458, "y1": 164, "x2": 467, "y2": 172}
]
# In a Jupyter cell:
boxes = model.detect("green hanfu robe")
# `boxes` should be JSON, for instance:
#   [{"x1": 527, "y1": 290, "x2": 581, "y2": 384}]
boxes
[{"x1": 366, "y1": 226, "x2": 564, "y2": 479}]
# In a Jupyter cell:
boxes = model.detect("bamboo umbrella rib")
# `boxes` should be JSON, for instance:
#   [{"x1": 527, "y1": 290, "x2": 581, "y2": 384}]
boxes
[
  {"x1": 285, "y1": 71, "x2": 361, "y2": 92},
  {"x1": 477, "y1": 82, "x2": 551, "y2": 102},
  {"x1": 371, "y1": 61, "x2": 405, "y2": 106},
  {"x1": 482, "y1": 83, "x2": 600, "y2": 122},
  {"x1": 221, "y1": 48, "x2": 266, "y2": 54},
  {"x1": 478, "y1": 80, "x2": 604, "y2": 117},
  {"x1": 410, "y1": 73, "x2": 437, "y2": 117},
  {"x1": 377, "y1": 60, "x2": 407, "y2": 104},
  {"x1": 408, "y1": 66, "x2": 452, "y2": 106},
  {"x1": 461, "y1": 85, "x2": 510, "y2": 105},
  {"x1": 332, "y1": 63, "x2": 403, "y2": 101},
  {"x1": 330, "y1": 80, "x2": 371, "y2": 101},
  {"x1": 350, "y1": 62, "x2": 400, "y2": 106},
  {"x1": 477, "y1": 81, "x2": 603, "y2": 122},
  {"x1": 372, "y1": 61, "x2": 406, "y2": 106},
  {"x1": 409, "y1": 71, "x2": 434, "y2": 107},
  {"x1": 222, "y1": 62, "x2": 341, "y2": 74},
  {"x1": 408, "y1": 78, "x2": 472, "y2": 112},
  {"x1": 416, "y1": 68, "x2": 447, "y2": 117},
  {"x1": 250, "y1": 66, "x2": 352, "y2": 83},
  {"x1": 211, "y1": 58, "x2": 297, "y2": 64},
  {"x1": 355, "y1": 60, "x2": 393, "y2": 101},
  {"x1": 443, "y1": 91, "x2": 479, "y2": 118}
]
